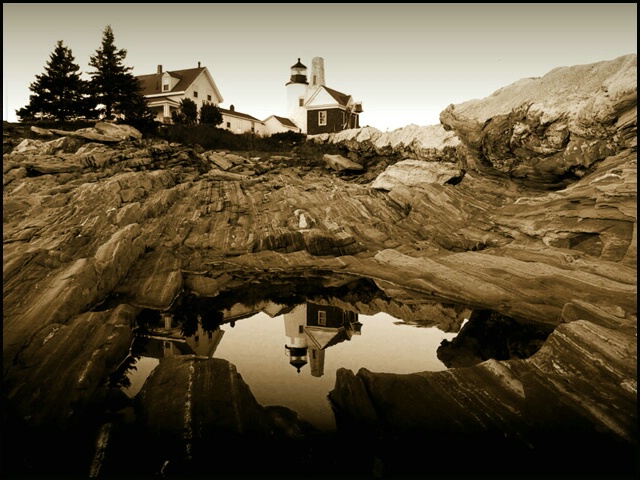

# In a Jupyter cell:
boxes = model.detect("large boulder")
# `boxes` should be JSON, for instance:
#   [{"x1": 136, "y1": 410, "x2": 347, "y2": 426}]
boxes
[
  {"x1": 439, "y1": 54, "x2": 637, "y2": 187},
  {"x1": 371, "y1": 159, "x2": 465, "y2": 190}
]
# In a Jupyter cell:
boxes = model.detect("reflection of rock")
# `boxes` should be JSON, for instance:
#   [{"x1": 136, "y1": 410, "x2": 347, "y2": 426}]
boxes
[
  {"x1": 330, "y1": 319, "x2": 637, "y2": 475},
  {"x1": 436, "y1": 309, "x2": 555, "y2": 368},
  {"x1": 134, "y1": 356, "x2": 274, "y2": 437},
  {"x1": 93, "y1": 356, "x2": 321, "y2": 476}
]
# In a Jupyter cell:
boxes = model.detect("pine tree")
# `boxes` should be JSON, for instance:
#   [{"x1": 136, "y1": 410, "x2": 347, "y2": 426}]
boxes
[
  {"x1": 200, "y1": 101, "x2": 223, "y2": 126},
  {"x1": 88, "y1": 25, "x2": 152, "y2": 122},
  {"x1": 16, "y1": 40, "x2": 93, "y2": 122}
]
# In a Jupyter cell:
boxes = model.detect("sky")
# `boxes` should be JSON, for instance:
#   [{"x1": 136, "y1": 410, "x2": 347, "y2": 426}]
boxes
[{"x1": 3, "y1": 3, "x2": 637, "y2": 132}]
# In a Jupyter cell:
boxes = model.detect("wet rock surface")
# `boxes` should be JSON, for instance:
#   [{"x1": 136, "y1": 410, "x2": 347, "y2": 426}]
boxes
[{"x1": 3, "y1": 54, "x2": 637, "y2": 478}]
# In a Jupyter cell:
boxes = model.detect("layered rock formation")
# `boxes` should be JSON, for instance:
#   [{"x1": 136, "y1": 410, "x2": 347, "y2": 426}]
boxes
[{"x1": 3, "y1": 54, "x2": 637, "y2": 477}]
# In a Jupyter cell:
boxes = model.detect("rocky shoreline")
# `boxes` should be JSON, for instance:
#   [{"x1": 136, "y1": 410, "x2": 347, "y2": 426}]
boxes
[{"x1": 3, "y1": 54, "x2": 637, "y2": 477}]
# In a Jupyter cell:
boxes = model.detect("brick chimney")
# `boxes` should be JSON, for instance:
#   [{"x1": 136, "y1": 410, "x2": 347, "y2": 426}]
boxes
[
  {"x1": 198, "y1": 61, "x2": 201, "y2": 68},
  {"x1": 157, "y1": 65, "x2": 162, "y2": 74}
]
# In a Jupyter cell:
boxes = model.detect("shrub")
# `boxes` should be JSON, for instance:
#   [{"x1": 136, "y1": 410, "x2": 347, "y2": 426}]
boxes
[{"x1": 151, "y1": 125, "x2": 308, "y2": 152}]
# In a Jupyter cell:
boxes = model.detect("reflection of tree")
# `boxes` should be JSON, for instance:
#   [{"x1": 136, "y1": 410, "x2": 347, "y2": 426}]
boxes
[
  {"x1": 108, "y1": 354, "x2": 139, "y2": 390},
  {"x1": 180, "y1": 314, "x2": 199, "y2": 337},
  {"x1": 135, "y1": 308, "x2": 161, "y2": 332},
  {"x1": 109, "y1": 335, "x2": 151, "y2": 389},
  {"x1": 171, "y1": 293, "x2": 225, "y2": 337},
  {"x1": 437, "y1": 310, "x2": 555, "y2": 368},
  {"x1": 201, "y1": 310, "x2": 224, "y2": 332}
]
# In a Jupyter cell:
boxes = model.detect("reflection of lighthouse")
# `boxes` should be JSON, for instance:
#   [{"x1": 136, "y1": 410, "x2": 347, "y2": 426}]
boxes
[
  {"x1": 284, "y1": 302, "x2": 361, "y2": 377},
  {"x1": 284, "y1": 304, "x2": 309, "y2": 373}
]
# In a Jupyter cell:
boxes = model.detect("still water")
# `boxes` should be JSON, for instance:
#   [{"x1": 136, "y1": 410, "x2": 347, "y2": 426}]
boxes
[{"x1": 122, "y1": 299, "x2": 459, "y2": 432}]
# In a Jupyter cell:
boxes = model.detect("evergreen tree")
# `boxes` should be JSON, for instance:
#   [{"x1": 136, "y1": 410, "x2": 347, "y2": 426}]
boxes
[
  {"x1": 173, "y1": 98, "x2": 198, "y2": 125},
  {"x1": 117, "y1": 73, "x2": 157, "y2": 132},
  {"x1": 88, "y1": 25, "x2": 151, "y2": 121},
  {"x1": 200, "y1": 101, "x2": 223, "y2": 126},
  {"x1": 16, "y1": 40, "x2": 93, "y2": 122}
]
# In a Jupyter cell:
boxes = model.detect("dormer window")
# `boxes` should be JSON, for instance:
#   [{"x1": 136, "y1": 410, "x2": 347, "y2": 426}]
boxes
[{"x1": 162, "y1": 82, "x2": 170, "y2": 92}]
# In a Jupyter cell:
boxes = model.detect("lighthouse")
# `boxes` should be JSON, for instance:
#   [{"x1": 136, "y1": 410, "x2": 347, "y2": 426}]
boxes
[{"x1": 286, "y1": 58, "x2": 309, "y2": 134}]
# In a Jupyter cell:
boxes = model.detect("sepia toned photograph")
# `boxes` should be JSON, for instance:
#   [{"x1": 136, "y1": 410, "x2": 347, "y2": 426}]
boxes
[{"x1": 3, "y1": 3, "x2": 637, "y2": 479}]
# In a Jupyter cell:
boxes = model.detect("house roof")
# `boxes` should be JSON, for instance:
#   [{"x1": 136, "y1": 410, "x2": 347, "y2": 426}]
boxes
[
  {"x1": 323, "y1": 86, "x2": 352, "y2": 107},
  {"x1": 137, "y1": 66, "x2": 223, "y2": 103},
  {"x1": 271, "y1": 115, "x2": 299, "y2": 129},
  {"x1": 137, "y1": 67, "x2": 207, "y2": 96},
  {"x1": 219, "y1": 107, "x2": 262, "y2": 122},
  {"x1": 305, "y1": 85, "x2": 353, "y2": 110},
  {"x1": 305, "y1": 326, "x2": 351, "y2": 350}
]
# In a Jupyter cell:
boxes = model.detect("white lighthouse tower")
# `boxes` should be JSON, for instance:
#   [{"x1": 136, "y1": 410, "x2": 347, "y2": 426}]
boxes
[{"x1": 286, "y1": 58, "x2": 309, "y2": 134}]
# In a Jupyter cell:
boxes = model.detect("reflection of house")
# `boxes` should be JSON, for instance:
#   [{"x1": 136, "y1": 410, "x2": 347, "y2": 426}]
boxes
[
  {"x1": 138, "y1": 301, "x2": 290, "y2": 359},
  {"x1": 143, "y1": 313, "x2": 225, "y2": 358},
  {"x1": 221, "y1": 300, "x2": 292, "y2": 326},
  {"x1": 286, "y1": 57, "x2": 363, "y2": 135},
  {"x1": 284, "y1": 302, "x2": 361, "y2": 377},
  {"x1": 136, "y1": 63, "x2": 224, "y2": 124}
]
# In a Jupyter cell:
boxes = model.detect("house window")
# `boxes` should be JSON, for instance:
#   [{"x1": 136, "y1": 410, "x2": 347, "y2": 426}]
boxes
[
  {"x1": 318, "y1": 310, "x2": 327, "y2": 326},
  {"x1": 318, "y1": 111, "x2": 327, "y2": 126},
  {"x1": 298, "y1": 325, "x2": 304, "y2": 334},
  {"x1": 207, "y1": 94, "x2": 212, "y2": 102},
  {"x1": 193, "y1": 91, "x2": 198, "y2": 98},
  {"x1": 226, "y1": 122, "x2": 231, "y2": 128},
  {"x1": 299, "y1": 97, "x2": 304, "y2": 107}
]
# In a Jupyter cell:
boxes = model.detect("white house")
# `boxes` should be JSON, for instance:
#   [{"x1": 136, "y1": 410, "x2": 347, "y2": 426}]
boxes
[
  {"x1": 218, "y1": 105, "x2": 265, "y2": 135},
  {"x1": 136, "y1": 63, "x2": 223, "y2": 123},
  {"x1": 263, "y1": 115, "x2": 302, "y2": 135}
]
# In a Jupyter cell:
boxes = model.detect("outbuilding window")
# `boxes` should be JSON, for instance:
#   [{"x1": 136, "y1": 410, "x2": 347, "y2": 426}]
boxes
[{"x1": 318, "y1": 111, "x2": 327, "y2": 126}]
